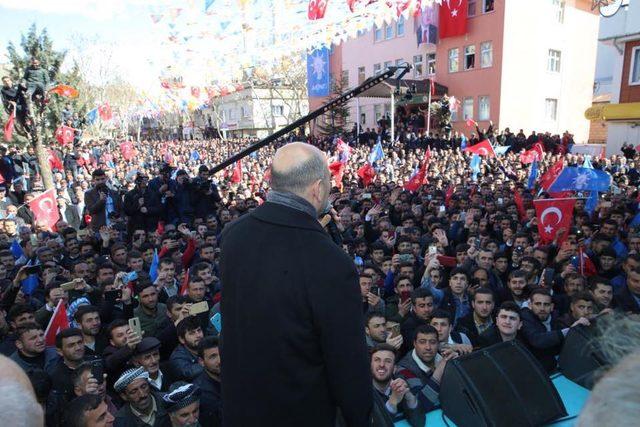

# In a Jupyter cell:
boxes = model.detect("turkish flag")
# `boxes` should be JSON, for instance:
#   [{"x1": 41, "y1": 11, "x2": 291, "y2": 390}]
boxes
[
  {"x1": 179, "y1": 268, "x2": 190, "y2": 296},
  {"x1": 231, "y1": 160, "x2": 242, "y2": 184},
  {"x1": 47, "y1": 149, "x2": 64, "y2": 171},
  {"x1": 98, "y1": 103, "x2": 113, "y2": 121},
  {"x1": 357, "y1": 163, "x2": 376, "y2": 186},
  {"x1": 520, "y1": 142, "x2": 545, "y2": 164},
  {"x1": 308, "y1": 0, "x2": 329, "y2": 20},
  {"x1": 49, "y1": 84, "x2": 79, "y2": 98},
  {"x1": 445, "y1": 185, "x2": 455, "y2": 207},
  {"x1": 464, "y1": 140, "x2": 495, "y2": 158},
  {"x1": 404, "y1": 150, "x2": 431, "y2": 192},
  {"x1": 513, "y1": 191, "x2": 526, "y2": 220},
  {"x1": 191, "y1": 86, "x2": 201, "y2": 98},
  {"x1": 465, "y1": 118, "x2": 477, "y2": 128},
  {"x1": 44, "y1": 300, "x2": 70, "y2": 346},
  {"x1": 30, "y1": 189, "x2": 61, "y2": 231},
  {"x1": 329, "y1": 161, "x2": 345, "y2": 191},
  {"x1": 534, "y1": 198, "x2": 576, "y2": 245},
  {"x1": 54, "y1": 125, "x2": 75, "y2": 144},
  {"x1": 540, "y1": 159, "x2": 564, "y2": 190},
  {"x1": 439, "y1": 0, "x2": 468, "y2": 39},
  {"x1": 346, "y1": 0, "x2": 376, "y2": 12},
  {"x1": 120, "y1": 141, "x2": 135, "y2": 161},
  {"x1": 3, "y1": 110, "x2": 15, "y2": 142}
]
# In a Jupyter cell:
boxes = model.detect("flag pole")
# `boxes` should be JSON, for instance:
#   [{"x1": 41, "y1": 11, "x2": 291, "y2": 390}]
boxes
[{"x1": 426, "y1": 79, "x2": 432, "y2": 135}]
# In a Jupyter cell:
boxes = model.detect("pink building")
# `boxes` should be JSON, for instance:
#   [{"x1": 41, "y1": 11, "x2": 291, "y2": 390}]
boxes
[{"x1": 331, "y1": 0, "x2": 600, "y2": 142}]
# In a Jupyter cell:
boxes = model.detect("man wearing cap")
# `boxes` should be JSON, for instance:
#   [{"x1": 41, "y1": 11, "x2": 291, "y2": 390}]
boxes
[
  {"x1": 114, "y1": 367, "x2": 168, "y2": 427},
  {"x1": 162, "y1": 382, "x2": 201, "y2": 427},
  {"x1": 132, "y1": 337, "x2": 168, "y2": 392}
]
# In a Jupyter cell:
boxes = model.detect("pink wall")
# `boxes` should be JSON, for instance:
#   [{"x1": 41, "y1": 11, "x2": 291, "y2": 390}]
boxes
[{"x1": 434, "y1": 0, "x2": 506, "y2": 136}]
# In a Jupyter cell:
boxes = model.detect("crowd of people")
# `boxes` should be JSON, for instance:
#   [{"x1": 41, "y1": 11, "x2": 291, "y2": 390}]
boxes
[{"x1": 0, "y1": 118, "x2": 639, "y2": 427}]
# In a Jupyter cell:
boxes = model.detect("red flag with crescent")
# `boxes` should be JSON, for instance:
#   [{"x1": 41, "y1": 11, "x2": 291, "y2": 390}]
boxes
[
  {"x1": 464, "y1": 140, "x2": 495, "y2": 158},
  {"x1": 357, "y1": 163, "x2": 376, "y2": 186},
  {"x1": 49, "y1": 84, "x2": 79, "y2": 98},
  {"x1": 55, "y1": 125, "x2": 75, "y2": 144},
  {"x1": 540, "y1": 159, "x2": 564, "y2": 191},
  {"x1": 29, "y1": 189, "x2": 61, "y2": 231},
  {"x1": 533, "y1": 198, "x2": 576, "y2": 245},
  {"x1": 4, "y1": 110, "x2": 15, "y2": 142},
  {"x1": 98, "y1": 103, "x2": 113, "y2": 121},
  {"x1": 308, "y1": 0, "x2": 329, "y2": 20},
  {"x1": 44, "y1": 299, "x2": 70, "y2": 346}
]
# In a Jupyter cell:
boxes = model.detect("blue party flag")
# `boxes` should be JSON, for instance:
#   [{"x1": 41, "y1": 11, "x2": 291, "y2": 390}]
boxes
[
  {"x1": 470, "y1": 154, "x2": 481, "y2": 181},
  {"x1": 86, "y1": 108, "x2": 98, "y2": 125},
  {"x1": 548, "y1": 167, "x2": 611, "y2": 193},
  {"x1": 368, "y1": 141, "x2": 385, "y2": 164},
  {"x1": 149, "y1": 249, "x2": 159, "y2": 282},
  {"x1": 10, "y1": 239, "x2": 23, "y2": 259},
  {"x1": 494, "y1": 145, "x2": 510, "y2": 156},
  {"x1": 585, "y1": 191, "x2": 599, "y2": 215},
  {"x1": 527, "y1": 161, "x2": 538, "y2": 190}
]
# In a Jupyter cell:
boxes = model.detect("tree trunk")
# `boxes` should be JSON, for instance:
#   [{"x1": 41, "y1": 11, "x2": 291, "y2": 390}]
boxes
[{"x1": 34, "y1": 134, "x2": 54, "y2": 190}]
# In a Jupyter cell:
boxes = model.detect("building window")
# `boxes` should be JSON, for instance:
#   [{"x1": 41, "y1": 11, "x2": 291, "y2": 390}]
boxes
[
  {"x1": 360, "y1": 113, "x2": 366, "y2": 125},
  {"x1": 374, "y1": 104, "x2": 382, "y2": 122},
  {"x1": 374, "y1": 25, "x2": 382, "y2": 42},
  {"x1": 396, "y1": 16, "x2": 405, "y2": 36},
  {"x1": 385, "y1": 24, "x2": 394, "y2": 40},
  {"x1": 341, "y1": 70, "x2": 349, "y2": 87},
  {"x1": 241, "y1": 106, "x2": 250, "y2": 118},
  {"x1": 468, "y1": 0, "x2": 477, "y2": 16},
  {"x1": 480, "y1": 42, "x2": 492, "y2": 68},
  {"x1": 545, "y1": 98, "x2": 558, "y2": 121},
  {"x1": 272, "y1": 105, "x2": 284, "y2": 116},
  {"x1": 548, "y1": 50, "x2": 561, "y2": 72},
  {"x1": 358, "y1": 66, "x2": 366, "y2": 84},
  {"x1": 630, "y1": 46, "x2": 640, "y2": 85},
  {"x1": 427, "y1": 53, "x2": 436, "y2": 75},
  {"x1": 373, "y1": 63, "x2": 382, "y2": 76},
  {"x1": 484, "y1": 0, "x2": 494, "y2": 13},
  {"x1": 448, "y1": 48, "x2": 459, "y2": 73},
  {"x1": 384, "y1": 103, "x2": 390, "y2": 118},
  {"x1": 451, "y1": 108, "x2": 459, "y2": 122},
  {"x1": 463, "y1": 97, "x2": 474, "y2": 120},
  {"x1": 552, "y1": 0, "x2": 565, "y2": 23},
  {"x1": 384, "y1": 61, "x2": 392, "y2": 70},
  {"x1": 464, "y1": 45, "x2": 475, "y2": 70},
  {"x1": 478, "y1": 96, "x2": 490, "y2": 120},
  {"x1": 413, "y1": 55, "x2": 423, "y2": 78}
]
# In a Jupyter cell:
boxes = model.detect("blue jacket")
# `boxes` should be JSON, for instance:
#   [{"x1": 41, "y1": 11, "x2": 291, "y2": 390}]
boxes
[{"x1": 169, "y1": 344, "x2": 203, "y2": 381}]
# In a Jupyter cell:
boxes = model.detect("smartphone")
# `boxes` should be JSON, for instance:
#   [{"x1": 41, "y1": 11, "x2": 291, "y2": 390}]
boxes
[
  {"x1": 128, "y1": 317, "x2": 142, "y2": 337},
  {"x1": 370, "y1": 286, "x2": 383, "y2": 298},
  {"x1": 400, "y1": 290, "x2": 412, "y2": 304},
  {"x1": 90, "y1": 360, "x2": 104, "y2": 384},
  {"x1": 24, "y1": 265, "x2": 42, "y2": 275},
  {"x1": 428, "y1": 245, "x2": 438, "y2": 255},
  {"x1": 498, "y1": 197, "x2": 504, "y2": 205},
  {"x1": 104, "y1": 289, "x2": 122, "y2": 303},
  {"x1": 542, "y1": 268, "x2": 555, "y2": 288},
  {"x1": 437, "y1": 255, "x2": 458, "y2": 268},
  {"x1": 60, "y1": 281, "x2": 78, "y2": 291},
  {"x1": 474, "y1": 238, "x2": 481, "y2": 248},
  {"x1": 601, "y1": 201, "x2": 612, "y2": 208},
  {"x1": 189, "y1": 301, "x2": 210, "y2": 315},
  {"x1": 439, "y1": 205, "x2": 446, "y2": 213},
  {"x1": 398, "y1": 254, "x2": 413, "y2": 264},
  {"x1": 124, "y1": 271, "x2": 138, "y2": 283},
  {"x1": 388, "y1": 323, "x2": 401, "y2": 339},
  {"x1": 210, "y1": 312, "x2": 222, "y2": 333}
]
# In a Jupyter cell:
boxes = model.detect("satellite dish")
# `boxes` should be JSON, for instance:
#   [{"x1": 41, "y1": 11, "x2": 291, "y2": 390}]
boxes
[{"x1": 599, "y1": 0, "x2": 623, "y2": 18}]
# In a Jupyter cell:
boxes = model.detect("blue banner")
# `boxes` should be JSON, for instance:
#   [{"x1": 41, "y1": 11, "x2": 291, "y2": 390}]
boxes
[{"x1": 307, "y1": 47, "x2": 330, "y2": 97}]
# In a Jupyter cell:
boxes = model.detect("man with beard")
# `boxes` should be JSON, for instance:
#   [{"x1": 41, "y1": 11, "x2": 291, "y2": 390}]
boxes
[
  {"x1": 75, "y1": 305, "x2": 108, "y2": 356},
  {"x1": 131, "y1": 337, "x2": 167, "y2": 392},
  {"x1": 370, "y1": 344, "x2": 424, "y2": 426},
  {"x1": 400, "y1": 288, "x2": 434, "y2": 352},
  {"x1": 169, "y1": 316, "x2": 204, "y2": 381},
  {"x1": 455, "y1": 288, "x2": 495, "y2": 346},
  {"x1": 114, "y1": 367, "x2": 168, "y2": 427},
  {"x1": 133, "y1": 282, "x2": 169, "y2": 338},
  {"x1": 497, "y1": 270, "x2": 529, "y2": 307},
  {"x1": 195, "y1": 337, "x2": 222, "y2": 427},
  {"x1": 397, "y1": 325, "x2": 455, "y2": 412},
  {"x1": 220, "y1": 142, "x2": 371, "y2": 426},
  {"x1": 84, "y1": 169, "x2": 123, "y2": 232}
]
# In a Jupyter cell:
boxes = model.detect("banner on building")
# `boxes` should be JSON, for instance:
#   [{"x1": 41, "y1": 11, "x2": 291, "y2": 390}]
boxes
[{"x1": 307, "y1": 47, "x2": 330, "y2": 97}]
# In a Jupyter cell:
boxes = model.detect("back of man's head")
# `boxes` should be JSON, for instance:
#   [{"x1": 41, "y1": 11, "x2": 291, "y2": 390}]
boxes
[
  {"x1": 0, "y1": 355, "x2": 43, "y2": 427},
  {"x1": 270, "y1": 143, "x2": 328, "y2": 196}
]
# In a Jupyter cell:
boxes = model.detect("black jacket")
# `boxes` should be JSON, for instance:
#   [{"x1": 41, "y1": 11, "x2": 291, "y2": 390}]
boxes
[
  {"x1": 113, "y1": 392, "x2": 168, "y2": 427},
  {"x1": 520, "y1": 308, "x2": 564, "y2": 373},
  {"x1": 194, "y1": 371, "x2": 222, "y2": 427},
  {"x1": 614, "y1": 285, "x2": 640, "y2": 314},
  {"x1": 220, "y1": 202, "x2": 372, "y2": 427}
]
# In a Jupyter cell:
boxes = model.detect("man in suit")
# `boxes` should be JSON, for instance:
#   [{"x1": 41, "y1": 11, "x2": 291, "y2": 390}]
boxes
[
  {"x1": 220, "y1": 142, "x2": 371, "y2": 427},
  {"x1": 614, "y1": 267, "x2": 640, "y2": 314},
  {"x1": 520, "y1": 288, "x2": 589, "y2": 372},
  {"x1": 84, "y1": 168, "x2": 123, "y2": 232}
]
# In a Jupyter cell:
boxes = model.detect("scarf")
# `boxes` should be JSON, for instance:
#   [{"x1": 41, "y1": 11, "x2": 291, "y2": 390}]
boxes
[{"x1": 267, "y1": 190, "x2": 317, "y2": 219}]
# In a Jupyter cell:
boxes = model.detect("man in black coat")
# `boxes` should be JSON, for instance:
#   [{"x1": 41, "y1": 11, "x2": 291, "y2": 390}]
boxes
[
  {"x1": 220, "y1": 142, "x2": 372, "y2": 427},
  {"x1": 520, "y1": 289, "x2": 589, "y2": 373},
  {"x1": 613, "y1": 267, "x2": 640, "y2": 314},
  {"x1": 84, "y1": 169, "x2": 124, "y2": 232}
]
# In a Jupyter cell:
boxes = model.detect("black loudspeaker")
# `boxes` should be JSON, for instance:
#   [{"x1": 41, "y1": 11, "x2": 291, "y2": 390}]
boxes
[
  {"x1": 439, "y1": 341, "x2": 567, "y2": 427},
  {"x1": 558, "y1": 324, "x2": 607, "y2": 389}
]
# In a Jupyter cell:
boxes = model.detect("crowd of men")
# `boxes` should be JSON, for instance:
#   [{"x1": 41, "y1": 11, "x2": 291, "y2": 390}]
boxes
[{"x1": 0, "y1": 122, "x2": 639, "y2": 426}]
